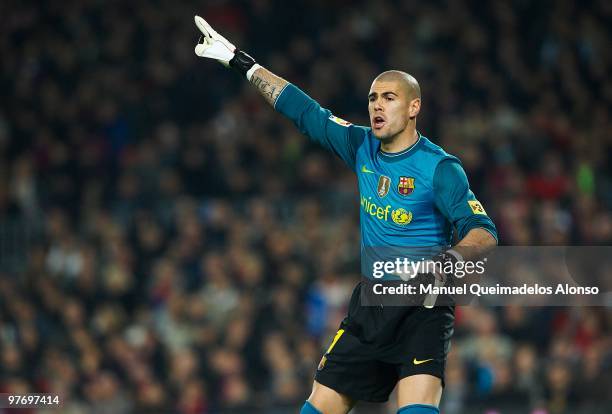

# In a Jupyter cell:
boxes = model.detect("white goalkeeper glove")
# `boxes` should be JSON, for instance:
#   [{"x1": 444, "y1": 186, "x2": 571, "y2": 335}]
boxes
[{"x1": 194, "y1": 15, "x2": 260, "y2": 79}]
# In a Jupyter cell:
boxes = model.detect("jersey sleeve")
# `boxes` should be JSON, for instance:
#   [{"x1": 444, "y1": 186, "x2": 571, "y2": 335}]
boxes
[
  {"x1": 274, "y1": 83, "x2": 368, "y2": 171},
  {"x1": 433, "y1": 159, "x2": 498, "y2": 243}
]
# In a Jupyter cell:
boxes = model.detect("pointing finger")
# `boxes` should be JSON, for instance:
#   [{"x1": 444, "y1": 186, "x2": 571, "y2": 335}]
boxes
[{"x1": 194, "y1": 15, "x2": 211, "y2": 37}]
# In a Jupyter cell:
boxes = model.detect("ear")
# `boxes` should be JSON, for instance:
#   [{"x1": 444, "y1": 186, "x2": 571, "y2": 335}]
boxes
[{"x1": 408, "y1": 98, "x2": 421, "y2": 118}]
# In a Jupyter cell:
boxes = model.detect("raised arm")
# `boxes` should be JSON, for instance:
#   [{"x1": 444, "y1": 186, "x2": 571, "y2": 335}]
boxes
[
  {"x1": 193, "y1": 15, "x2": 367, "y2": 170},
  {"x1": 249, "y1": 67, "x2": 289, "y2": 107}
]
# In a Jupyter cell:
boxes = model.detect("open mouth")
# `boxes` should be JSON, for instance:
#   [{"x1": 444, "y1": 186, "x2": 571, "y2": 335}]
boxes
[{"x1": 372, "y1": 116, "x2": 386, "y2": 129}]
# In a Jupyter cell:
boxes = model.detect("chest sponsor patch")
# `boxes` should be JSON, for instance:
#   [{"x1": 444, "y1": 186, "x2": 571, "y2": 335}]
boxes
[
  {"x1": 328, "y1": 115, "x2": 352, "y2": 127},
  {"x1": 360, "y1": 196, "x2": 414, "y2": 226},
  {"x1": 468, "y1": 200, "x2": 487, "y2": 215}
]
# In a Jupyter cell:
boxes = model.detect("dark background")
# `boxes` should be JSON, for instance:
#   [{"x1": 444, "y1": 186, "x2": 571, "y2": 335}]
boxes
[{"x1": 0, "y1": 0, "x2": 611, "y2": 413}]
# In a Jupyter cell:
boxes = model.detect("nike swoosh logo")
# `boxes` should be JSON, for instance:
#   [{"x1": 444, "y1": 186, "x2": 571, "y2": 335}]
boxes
[
  {"x1": 413, "y1": 358, "x2": 434, "y2": 365},
  {"x1": 361, "y1": 165, "x2": 375, "y2": 174}
]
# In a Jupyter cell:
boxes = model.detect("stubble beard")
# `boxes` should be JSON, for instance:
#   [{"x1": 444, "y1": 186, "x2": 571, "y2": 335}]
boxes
[{"x1": 373, "y1": 123, "x2": 404, "y2": 143}]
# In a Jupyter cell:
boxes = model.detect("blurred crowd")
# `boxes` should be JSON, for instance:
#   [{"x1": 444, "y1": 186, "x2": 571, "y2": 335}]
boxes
[{"x1": 1, "y1": 0, "x2": 611, "y2": 413}]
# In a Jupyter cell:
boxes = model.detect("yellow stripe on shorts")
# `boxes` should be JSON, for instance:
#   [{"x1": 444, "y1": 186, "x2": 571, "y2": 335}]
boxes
[{"x1": 325, "y1": 329, "x2": 345, "y2": 355}]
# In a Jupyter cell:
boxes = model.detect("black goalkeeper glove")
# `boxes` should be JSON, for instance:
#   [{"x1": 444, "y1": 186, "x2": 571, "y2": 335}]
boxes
[{"x1": 416, "y1": 249, "x2": 463, "y2": 308}]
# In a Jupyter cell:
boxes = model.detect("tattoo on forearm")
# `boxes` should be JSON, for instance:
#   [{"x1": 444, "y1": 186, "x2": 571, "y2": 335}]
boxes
[
  {"x1": 249, "y1": 69, "x2": 287, "y2": 106},
  {"x1": 251, "y1": 75, "x2": 280, "y2": 103}
]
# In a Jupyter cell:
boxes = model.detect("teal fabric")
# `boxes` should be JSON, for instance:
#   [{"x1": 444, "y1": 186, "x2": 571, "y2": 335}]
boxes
[
  {"x1": 433, "y1": 159, "x2": 498, "y2": 242},
  {"x1": 397, "y1": 403, "x2": 440, "y2": 413},
  {"x1": 299, "y1": 401, "x2": 322, "y2": 414},
  {"x1": 276, "y1": 83, "x2": 497, "y2": 247},
  {"x1": 275, "y1": 83, "x2": 367, "y2": 171}
]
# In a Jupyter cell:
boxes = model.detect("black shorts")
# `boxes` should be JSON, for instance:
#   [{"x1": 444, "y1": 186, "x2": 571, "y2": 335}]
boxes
[{"x1": 314, "y1": 282, "x2": 454, "y2": 403}]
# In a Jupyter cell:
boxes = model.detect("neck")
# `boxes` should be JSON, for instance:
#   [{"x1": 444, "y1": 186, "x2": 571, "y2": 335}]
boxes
[{"x1": 380, "y1": 126, "x2": 418, "y2": 153}]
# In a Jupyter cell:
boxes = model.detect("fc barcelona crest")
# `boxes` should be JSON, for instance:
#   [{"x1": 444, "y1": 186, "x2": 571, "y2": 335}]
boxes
[
  {"x1": 397, "y1": 176, "x2": 415, "y2": 196},
  {"x1": 377, "y1": 175, "x2": 391, "y2": 198}
]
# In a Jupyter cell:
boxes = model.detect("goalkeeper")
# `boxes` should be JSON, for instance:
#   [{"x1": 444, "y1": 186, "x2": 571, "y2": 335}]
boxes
[{"x1": 194, "y1": 15, "x2": 497, "y2": 414}]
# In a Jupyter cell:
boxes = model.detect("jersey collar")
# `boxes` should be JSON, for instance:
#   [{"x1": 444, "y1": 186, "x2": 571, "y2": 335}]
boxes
[{"x1": 377, "y1": 132, "x2": 422, "y2": 162}]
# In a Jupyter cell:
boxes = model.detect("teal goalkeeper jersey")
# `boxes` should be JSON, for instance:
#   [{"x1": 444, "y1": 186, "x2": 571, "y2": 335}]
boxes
[{"x1": 275, "y1": 84, "x2": 498, "y2": 248}]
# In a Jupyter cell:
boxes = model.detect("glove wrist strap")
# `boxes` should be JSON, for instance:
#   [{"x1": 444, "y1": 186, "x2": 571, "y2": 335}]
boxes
[
  {"x1": 246, "y1": 64, "x2": 262, "y2": 81},
  {"x1": 229, "y1": 49, "x2": 257, "y2": 78}
]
